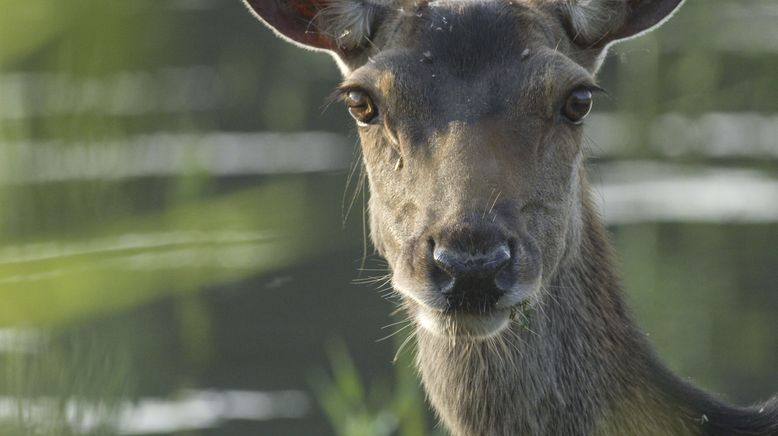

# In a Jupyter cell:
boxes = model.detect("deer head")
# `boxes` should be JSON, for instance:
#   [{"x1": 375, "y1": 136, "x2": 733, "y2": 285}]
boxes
[{"x1": 245, "y1": 0, "x2": 684, "y2": 338}]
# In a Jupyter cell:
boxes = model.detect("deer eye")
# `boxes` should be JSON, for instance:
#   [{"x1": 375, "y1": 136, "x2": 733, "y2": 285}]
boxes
[
  {"x1": 562, "y1": 87, "x2": 593, "y2": 124},
  {"x1": 344, "y1": 90, "x2": 378, "y2": 126}
]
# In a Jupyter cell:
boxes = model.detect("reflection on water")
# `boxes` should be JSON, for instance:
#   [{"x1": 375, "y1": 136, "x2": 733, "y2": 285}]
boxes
[
  {"x1": 0, "y1": 231, "x2": 273, "y2": 264},
  {"x1": 593, "y1": 162, "x2": 778, "y2": 223},
  {"x1": 587, "y1": 113, "x2": 778, "y2": 159},
  {"x1": 0, "y1": 133, "x2": 350, "y2": 183},
  {"x1": 0, "y1": 330, "x2": 312, "y2": 434},
  {"x1": 0, "y1": 330, "x2": 130, "y2": 435},
  {"x1": 0, "y1": 389, "x2": 309, "y2": 434},
  {"x1": 0, "y1": 68, "x2": 225, "y2": 120},
  {"x1": 0, "y1": 329, "x2": 41, "y2": 354}
]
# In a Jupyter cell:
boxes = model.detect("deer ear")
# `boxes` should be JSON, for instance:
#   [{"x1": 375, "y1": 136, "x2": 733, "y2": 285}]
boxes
[
  {"x1": 561, "y1": 0, "x2": 684, "y2": 48},
  {"x1": 243, "y1": 0, "x2": 382, "y2": 56}
]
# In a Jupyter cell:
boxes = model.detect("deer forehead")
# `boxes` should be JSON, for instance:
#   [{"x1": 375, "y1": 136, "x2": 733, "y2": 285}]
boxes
[
  {"x1": 348, "y1": 56, "x2": 591, "y2": 131},
  {"x1": 376, "y1": 1, "x2": 565, "y2": 65},
  {"x1": 343, "y1": 3, "x2": 592, "y2": 124}
]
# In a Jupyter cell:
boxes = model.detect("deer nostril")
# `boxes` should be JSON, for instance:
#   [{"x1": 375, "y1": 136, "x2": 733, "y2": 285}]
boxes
[
  {"x1": 432, "y1": 243, "x2": 511, "y2": 279},
  {"x1": 429, "y1": 241, "x2": 513, "y2": 312}
]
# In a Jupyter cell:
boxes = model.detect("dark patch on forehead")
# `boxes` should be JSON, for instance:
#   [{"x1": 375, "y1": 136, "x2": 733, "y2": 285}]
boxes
[
  {"x1": 417, "y1": 2, "x2": 541, "y2": 78},
  {"x1": 350, "y1": 1, "x2": 578, "y2": 128}
]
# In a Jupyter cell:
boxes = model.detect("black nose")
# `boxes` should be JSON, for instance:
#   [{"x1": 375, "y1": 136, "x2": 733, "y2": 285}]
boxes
[
  {"x1": 431, "y1": 241, "x2": 512, "y2": 311},
  {"x1": 433, "y1": 244, "x2": 511, "y2": 279}
]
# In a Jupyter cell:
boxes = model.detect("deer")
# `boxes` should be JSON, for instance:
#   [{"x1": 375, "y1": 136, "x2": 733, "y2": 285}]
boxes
[{"x1": 242, "y1": 0, "x2": 778, "y2": 434}]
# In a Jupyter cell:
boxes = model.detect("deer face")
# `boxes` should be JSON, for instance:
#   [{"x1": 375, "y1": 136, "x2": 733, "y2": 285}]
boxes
[
  {"x1": 245, "y1": 0, "x2": 684, "y2": 338},
  {"x1": 346, "y1": 6, "x2": 594, "y2": 337}
]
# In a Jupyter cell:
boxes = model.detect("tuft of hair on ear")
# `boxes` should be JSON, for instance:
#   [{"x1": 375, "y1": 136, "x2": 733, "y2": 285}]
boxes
[
  {"x1": 317, "y1": 0, "x2": 385, "y2": 51},
  {"x1": 560, "y1": 0, "x2": 628, "y2": 46},
  {"x1": 559, "y1": 0, "x2": 685, "y2": 49}
]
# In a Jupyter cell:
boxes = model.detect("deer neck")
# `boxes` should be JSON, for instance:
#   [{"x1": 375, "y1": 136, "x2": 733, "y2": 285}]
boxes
[{"x1": 413, "y1": 197, "x2": 704, "y2": 436}]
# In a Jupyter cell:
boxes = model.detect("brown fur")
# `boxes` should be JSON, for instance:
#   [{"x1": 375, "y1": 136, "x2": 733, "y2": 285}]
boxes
[{"x1": 243, "y1": 0, "x2": 778, "y2": 434}]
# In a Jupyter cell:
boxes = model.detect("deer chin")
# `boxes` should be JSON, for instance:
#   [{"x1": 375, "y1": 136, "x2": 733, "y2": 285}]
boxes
[
  {"x1": 396, "y1": 280, "x2": 540, "y2": 339},
  {"x1": 416, "y1": 308, "x2": 513, "y2": 339}
]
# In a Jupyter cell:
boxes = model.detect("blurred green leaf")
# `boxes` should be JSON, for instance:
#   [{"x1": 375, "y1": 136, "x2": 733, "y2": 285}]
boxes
[
  {"x1": 0, "y1": 0, "x2": 66, "y2": 67},
  {"x1": 0, "y1": 180, "x2": 347, "y2": 327}
]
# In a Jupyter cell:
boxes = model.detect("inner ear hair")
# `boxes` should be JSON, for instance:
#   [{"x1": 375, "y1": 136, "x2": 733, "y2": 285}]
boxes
[
  {"x1": 560, "y1": 0, "x2": 628, "y2": 47},
  {"x1": 559, "y1": 0, "x2": 684, "y2": 49},
  {"x1": 243, "y1": 0, "x2": 386, "y2": 54},
  {"x1": 317, "y1": 0, "x2": 386, "y2": 51}
]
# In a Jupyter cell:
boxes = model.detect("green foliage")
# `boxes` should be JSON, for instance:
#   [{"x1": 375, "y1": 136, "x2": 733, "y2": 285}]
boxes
[
  {"x1": 0, "y1": 179, "x2": 345, "y2": 327},
  {"x1": 313, "y1": 338, "x2": 442, "y2": 436},
  {"x1": 0, "y1": 331, "x2": 132, "y2": 435}
]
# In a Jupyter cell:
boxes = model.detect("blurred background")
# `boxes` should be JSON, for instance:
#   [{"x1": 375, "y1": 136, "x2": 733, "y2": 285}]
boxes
[{"x1": 0, "y1": 0, "x2": 776, "y2": 434}]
